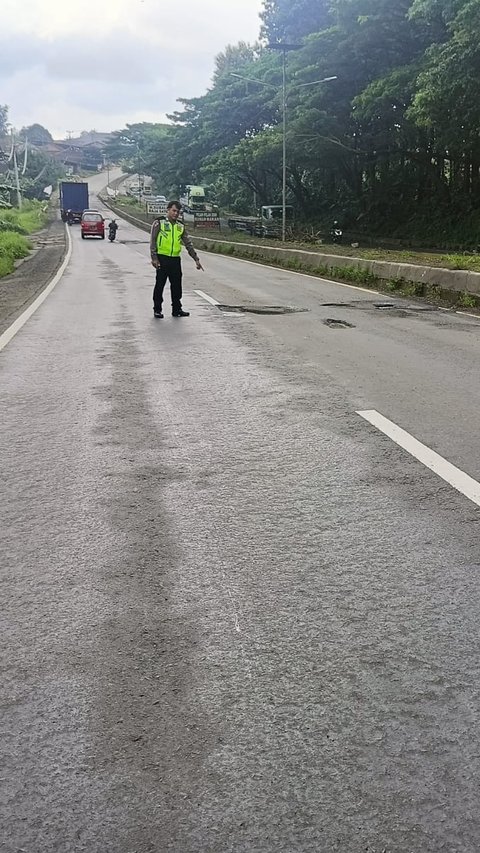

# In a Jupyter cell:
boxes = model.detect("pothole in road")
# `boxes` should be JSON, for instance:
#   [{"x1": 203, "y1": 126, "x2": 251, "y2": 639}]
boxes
[
  {"x1": 119, "y1": 239, "x2": 150, "y2": 245},
  {"x1": 217, "y1": 305, "x2": 308, "y2": 315},
  {"x1": 322, "y1": 302, "x2": 353, "y2": 308},
  {"x1": 321, "y1": 300, "x2": 438, "y2": 312},
  {"x1": 323, "y1": 318, "x2": 355, "y2": 328}
]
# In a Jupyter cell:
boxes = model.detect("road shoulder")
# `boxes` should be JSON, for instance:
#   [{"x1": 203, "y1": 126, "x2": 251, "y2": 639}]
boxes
[{"x1": 0, "y1": 218, "x2": 67, "y2": 338}]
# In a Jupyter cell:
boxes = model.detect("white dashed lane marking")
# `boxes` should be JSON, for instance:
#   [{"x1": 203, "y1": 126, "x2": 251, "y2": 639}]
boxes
[{"x1": 357, "y1": 409, "x2": 480, "y2": 508}]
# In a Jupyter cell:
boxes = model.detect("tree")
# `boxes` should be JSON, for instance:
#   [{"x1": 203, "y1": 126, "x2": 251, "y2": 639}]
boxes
[
  {"x1": 19, "y1": 124, "x2": 53, "y2": 146},
  {"x1": 260, "y1": 0, "x2": 331, "y2": 42},
  {"x1": 0, "y1": 105, "x2": 9, "y2": 137}
]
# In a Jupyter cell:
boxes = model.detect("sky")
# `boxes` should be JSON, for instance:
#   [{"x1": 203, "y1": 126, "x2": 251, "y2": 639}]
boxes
[{"x1": 1, "y1": 0, "x2": 264, "y2": 140}]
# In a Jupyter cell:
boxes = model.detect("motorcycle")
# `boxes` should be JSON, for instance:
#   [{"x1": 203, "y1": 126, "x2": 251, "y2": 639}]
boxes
[
  {"x1": 108, "y1": 223, "x2": 118, "y2": 242},
  {"x1": 329, "y1": 220, "x2": 343, "y2": 244}
]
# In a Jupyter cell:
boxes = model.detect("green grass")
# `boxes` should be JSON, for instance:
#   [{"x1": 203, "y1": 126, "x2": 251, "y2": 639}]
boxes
[
  {"x1": 1, "y1": 202, "x2": 47, "y2": 234},
  {"x1": 113, "y1": 195, "x2": 146, "y2": 214},
  {"x1": 0, "y1": 231, "x2": 31, "y2": 259},
  {"x1": 0, "y1": 201, "x2": 46, "y2": 278},
  {"x1": 192, "y1": 227, "x2": 480, "y2": 274}
]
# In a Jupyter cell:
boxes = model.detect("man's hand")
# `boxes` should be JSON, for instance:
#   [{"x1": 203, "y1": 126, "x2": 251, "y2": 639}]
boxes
[
  {"x1": 195, "y1": 259, "x2": 204, "y2": 271},
  {"x1": 151, "y1": 259, "x2": 160, "y2": 268}
]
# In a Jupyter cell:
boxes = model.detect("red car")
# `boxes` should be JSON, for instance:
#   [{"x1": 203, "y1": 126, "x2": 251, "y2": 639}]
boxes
[{"x1": 81, "y1": 210, "x2": 105, "y2": 239}]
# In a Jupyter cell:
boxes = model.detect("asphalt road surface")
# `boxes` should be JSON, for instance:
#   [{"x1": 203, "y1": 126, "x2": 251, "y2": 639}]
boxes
[{"x1": 2, "y1": 173, "x2": 480, "y2": 853}]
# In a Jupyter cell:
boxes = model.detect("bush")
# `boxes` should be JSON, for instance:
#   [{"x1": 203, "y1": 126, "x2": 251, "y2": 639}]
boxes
[
  {"x1": 0, "y1": 232, "x2": 31, "y2": 261},
  {"x1": 0, "y1": 219, "x2": 27, "y2": 234},
  {"x1": 1, "y1": 202, "x2": 47, "y2": 234},
  {"x1": 0, "y1": 255, "x2": 14, "y2": 276},
  {"x1": 0, "y1": 231, "x2": 31, "y2": 259}
]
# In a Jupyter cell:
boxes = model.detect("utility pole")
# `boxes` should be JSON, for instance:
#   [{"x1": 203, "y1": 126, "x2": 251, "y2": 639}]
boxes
[{"x1": 9, "y1": 132, "x2": 22, "y2": 209}]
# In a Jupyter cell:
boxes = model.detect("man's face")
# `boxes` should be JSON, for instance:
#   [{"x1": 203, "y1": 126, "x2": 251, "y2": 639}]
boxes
[{"x1": 168, "y1": 206, "x2": 181, "y2": 222}]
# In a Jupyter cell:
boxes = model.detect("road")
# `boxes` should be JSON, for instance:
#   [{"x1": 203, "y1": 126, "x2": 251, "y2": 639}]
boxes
[{"x1": 2, "y1": 172, "x2": 480, "y2": 853}]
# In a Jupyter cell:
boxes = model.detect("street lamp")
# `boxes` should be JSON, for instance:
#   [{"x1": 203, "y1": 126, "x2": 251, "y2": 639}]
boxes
[
  {"x1": 268, "y1": 43, "x2": 301, "y2": 242},
  {"x1": 231, "y1": 52, "x2": 336, "y2": 241}
]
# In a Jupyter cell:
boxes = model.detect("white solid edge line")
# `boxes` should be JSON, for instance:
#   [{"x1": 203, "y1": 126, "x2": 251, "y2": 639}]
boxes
[
  {"x1": 457, "y1": 310, "x2": 480, "y2": 319},
  {"x1": 0, "y1": 224, "x2": 73, "y2": 353},
  {"x1": 193, "y1": 288, "x2": 219, "y2": 306},
  {"x1": 357, "y1": 409, "x2": 480, "y2": 508},
  {"x1": 200, "y1": 253, "x2": 379, "y2": 295}
]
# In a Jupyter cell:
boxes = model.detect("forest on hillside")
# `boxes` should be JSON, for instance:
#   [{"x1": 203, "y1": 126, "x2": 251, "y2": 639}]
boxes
[{"x1": 105, "y1": 0, "x2": 480, "y2": 247}]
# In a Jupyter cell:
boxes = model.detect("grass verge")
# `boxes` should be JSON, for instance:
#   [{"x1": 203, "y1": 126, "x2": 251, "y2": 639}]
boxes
[
  {"x1": 0, "y1": 202, "x2": 48, "y2": 278},
  {"x1": 193, "y1": 227, "x2": 480, "y2": 274}
]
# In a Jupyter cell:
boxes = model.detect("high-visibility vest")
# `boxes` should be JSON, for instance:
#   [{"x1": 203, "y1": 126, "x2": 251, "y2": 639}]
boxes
[{"x1": 156, "y1": 220, "x2": 184, "y2": 256}]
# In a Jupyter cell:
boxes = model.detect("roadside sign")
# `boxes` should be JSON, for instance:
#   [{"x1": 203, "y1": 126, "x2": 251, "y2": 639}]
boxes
[
  {"x1": 147, "y1": 201, "x2": 168, "y2": 215},
  {"x1": 194, "y1": 212, "x2": 220, "y2": 229}
]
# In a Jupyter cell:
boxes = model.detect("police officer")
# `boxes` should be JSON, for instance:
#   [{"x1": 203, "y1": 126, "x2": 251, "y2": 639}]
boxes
[{"x1": 149, "y1": 200, "x2": 203, "y2": 318}]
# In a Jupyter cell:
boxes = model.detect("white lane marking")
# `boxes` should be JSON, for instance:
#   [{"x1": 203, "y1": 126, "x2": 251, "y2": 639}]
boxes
[
  {"x1": 457, "y1": 310, "x2": 480, "y2": 319},
  {"x1": 193, "y1": 288, "x2": 240, "y2": 316},
  {"x1": 0, "y1": 224, "x2": 72, "y2": 353},
  {"x1": 357, "y1": 409, "x2": 480, "y2": 508},
  {"x1": 194, "y1": 289, "x2": 219, "y2": 306}
]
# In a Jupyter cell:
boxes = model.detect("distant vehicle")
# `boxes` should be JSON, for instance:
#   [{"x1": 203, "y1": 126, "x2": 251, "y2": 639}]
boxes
[
  {"x1": 108, "y1": 220, "x2": 118, "y2": 242},
  {"x1": 60, "y1": 181, "x2": 89, "y2": 223},
  {"x1": 329, "y1": 220, "x2": 343, "y2": 243},
  {"x1": 81, "y1": 210, "x2": 105, "y2": 239},
  {"x1": 227, "y1": 205, "x2": 294, "y2": 238},
  {"x1": 180, "y1": 185, "x2": 207, "y2": 214}
]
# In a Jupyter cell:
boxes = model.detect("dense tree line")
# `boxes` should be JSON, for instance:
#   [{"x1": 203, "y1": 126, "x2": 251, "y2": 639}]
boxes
[{"x1": 108, "y1": 0, "x2": 480, "y2": 245}]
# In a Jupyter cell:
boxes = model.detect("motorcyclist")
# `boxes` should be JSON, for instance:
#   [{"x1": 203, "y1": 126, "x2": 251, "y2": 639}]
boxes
[{"x1": 108, "y1": 219, "x2": 118, "y2": 237}]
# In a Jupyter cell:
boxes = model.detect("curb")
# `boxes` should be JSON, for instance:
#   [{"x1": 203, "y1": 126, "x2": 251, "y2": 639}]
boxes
[{"x1": 191, "y1": 236, "x2": 480, "y2": 300}]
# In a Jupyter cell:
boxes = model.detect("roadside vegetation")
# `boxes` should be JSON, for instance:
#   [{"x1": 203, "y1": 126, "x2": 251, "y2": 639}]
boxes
[
  {"x1": 0, "y1": 201, "x2": 48, "y2": 278},
  {"x1": 112, "y1": 194, "x2": 146, "y2": 216},
  {"x1": 192, "y1": 226, "x2": 480, "y2": 274},
  {"x1": 102, "y1": 0, "x2": 480, "y2": 252}
]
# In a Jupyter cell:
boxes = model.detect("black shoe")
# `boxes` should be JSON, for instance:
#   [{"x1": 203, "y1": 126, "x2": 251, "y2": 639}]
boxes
[
  {"x1": 153, "y1": 310, "x2": 164, "y2": 318},
  {"x1": 172, "y1": 309, "x2": 190, "y2": 317}
]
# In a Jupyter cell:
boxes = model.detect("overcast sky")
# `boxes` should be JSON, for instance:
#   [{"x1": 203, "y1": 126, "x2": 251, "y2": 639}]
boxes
[{"x1": 1, "y1": 0, "x2": 264, "y2": 140}]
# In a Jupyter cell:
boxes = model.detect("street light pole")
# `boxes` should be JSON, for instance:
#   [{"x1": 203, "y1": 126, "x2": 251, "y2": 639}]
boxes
[
  {"x1": 231, "y1": 59, "x2": 336, "y2": 242},
  {"x1": 281, "y1": 48, "x2": 287, "y2": 242},
  {"x1": 268, "y1": 43, "x2": 301, "y2": 242}
]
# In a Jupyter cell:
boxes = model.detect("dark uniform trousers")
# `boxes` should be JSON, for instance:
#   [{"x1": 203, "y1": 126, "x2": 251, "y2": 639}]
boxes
[{"x1": 153, "y1": 255, "x2": 183, "y2": 313}]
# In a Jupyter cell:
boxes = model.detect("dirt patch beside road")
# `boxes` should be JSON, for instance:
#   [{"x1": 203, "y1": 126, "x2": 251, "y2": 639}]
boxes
[{"x1": 0, "y1": 217, "x2": 67, "y2": 338}]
